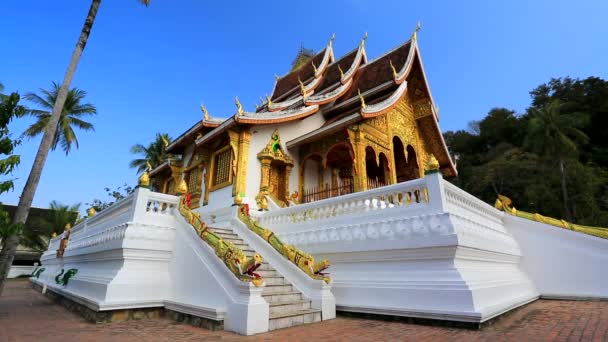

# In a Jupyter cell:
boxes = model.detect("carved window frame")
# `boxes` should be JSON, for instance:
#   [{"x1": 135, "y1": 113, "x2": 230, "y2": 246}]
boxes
[{"x1": 209, "y1": 146, "x2": 233, "y2": 191}]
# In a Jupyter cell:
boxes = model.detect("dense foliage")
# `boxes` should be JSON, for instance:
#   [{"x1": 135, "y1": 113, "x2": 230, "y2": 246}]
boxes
[
  {"x1": 444, "y1": 77, "x2": 608, "y2": 226},
  {"x1": 129, "y1": 133, "x2": 173, "y2": 174},
  {"x1": 0, "y1": 83, "x2": 25, "y2": 194}
]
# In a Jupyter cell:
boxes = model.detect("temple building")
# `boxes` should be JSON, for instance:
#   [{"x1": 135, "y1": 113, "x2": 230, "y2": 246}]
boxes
[
  {"x1": 149, "y1": 30, "x2": 456, "y2": 211},
  {"x1": 31, "y1": 29, "x2": 608, "y2": 336}
]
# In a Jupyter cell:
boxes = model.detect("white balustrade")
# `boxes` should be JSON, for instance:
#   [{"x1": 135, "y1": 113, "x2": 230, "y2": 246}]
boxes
[{"x1": 257, "y1": 177, "x2": 430, "y2": 226}]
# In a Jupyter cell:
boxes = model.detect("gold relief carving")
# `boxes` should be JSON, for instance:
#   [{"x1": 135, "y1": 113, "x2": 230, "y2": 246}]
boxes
[
  {"x1": 257, "y1": 130, "x2": 293, "y2": 202},
  {"x1": 413, "y1": 100, "x2": 433, "y2": 119}
]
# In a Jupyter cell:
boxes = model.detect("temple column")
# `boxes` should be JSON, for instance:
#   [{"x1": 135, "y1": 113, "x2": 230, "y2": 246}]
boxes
[
  {"x1": 348, "y1": 127, "x2": 368, "y2": 192},
  {"x1": 235, "y1": 129, "x2": 251, "y2": 198},
  {"x1": 284, "y1": 164, "x2": 293, "y2": 200},
  {"x1": 259, "y1": 157, "x2": 272, "y2": 195}
]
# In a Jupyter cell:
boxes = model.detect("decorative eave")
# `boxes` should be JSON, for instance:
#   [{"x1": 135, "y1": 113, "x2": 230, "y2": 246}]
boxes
[
  {"x1": 166, "y1": 121, "x2": 204, "y2": 153},
  {"x1": 340, "y1": 36, "x2": 367, "y2": 85},
  {"x1": 195, "y1": 117, "x2": 236, "y2": 147},
  {"x1": 305, "y1": 78, "x2": 353, "y2": 106},
  {"x1": 234, "y1": 105, "x2": 320, "y2": 125},
  {"x1": 393, "y1": 39, "x2": 417, "y2": 85},
  {"x1": 267, "y1": 76, "x2": 321, "y2": 112},
  {"x1": 149, "y1": 161, "x2": 170, "y2": 177},
  {"x1": 360, "y1": 81, "x2": 408, "y2": 118},
  {"x1": 201, "y1": 118, "x2": 222, "y2": 128}
]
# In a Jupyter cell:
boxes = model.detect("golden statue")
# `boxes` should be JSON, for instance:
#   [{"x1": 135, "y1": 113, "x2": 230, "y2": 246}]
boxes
[
  {"x1": 298, "y1": 77, "x2": 308, "y2": 99},
  {"x1": 177, "y1": 178, "x2": 188, "y2": 195},
  {"x1": 425, "y1": 154, "x2": 440, "y2": 172}
]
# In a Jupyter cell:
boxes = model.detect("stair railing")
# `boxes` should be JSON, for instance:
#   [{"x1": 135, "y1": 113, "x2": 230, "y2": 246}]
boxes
[
  {"x1": 177, "y1": 197, "x2": 264, "y2": 287},
  {"x1": 236, "y1": 204, "x2": 330, "y2": 284}
]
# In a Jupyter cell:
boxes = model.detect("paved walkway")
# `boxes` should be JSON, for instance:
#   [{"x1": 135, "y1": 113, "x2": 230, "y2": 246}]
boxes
[{"x1": 1, "y1": 280, "x2": 607, "y2": 341}]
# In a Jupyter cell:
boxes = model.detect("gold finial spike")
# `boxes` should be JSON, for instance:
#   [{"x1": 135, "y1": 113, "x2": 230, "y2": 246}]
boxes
[
  {"x1": 235, "y1": 96, "x2": 244, "y2": 115},
  {"x1": 358, "y1": 88, "x2": 367, "y2": 109},
  {"x1": 139, "y1": 170, "x2": 151, "y2": 188},
  {"x1": 266, "y1": 94, "x2": 273, "y2": 107},
  {"x1": 87, "y1": 207, "x2": 97, "y2": 217},
  {"x1": 146, "y1": 161, "x2": 152, "y2": 171},
  {"x1": 311, "y1": 61, "x2": 317, "y2": 73},
  {"x1": 298, "y1": 77, "x2": 308, "y2": 99},
  {"x1": 64, "y1": 223, "x2": 71, "y2": 231},
  {"x1": 200, "y1": 103, "x2": 209, "y2": 120},
  {"x1": 362, "y1": 31, "x2": 368, "y2": 46},
  {"x1": 425, "y1": 154, "x2": 440, "y2": 173},
  {"x1": 338, "y1": 64, "x2": 344, "y2": 78},
  {"x1": 411, "y1": 21, "x2": 421, "y2": 41},
  {"x1": 328, "y1": 33, "x2": 336, "y2": 47},
  {"x1": 389, "y1": 59, "x2": 398, "y2": 79}
]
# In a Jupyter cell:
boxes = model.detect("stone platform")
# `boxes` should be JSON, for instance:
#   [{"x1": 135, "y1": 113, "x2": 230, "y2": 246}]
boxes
[{"x1": 2, "y1": 280, "x2": 607, "y2": 341}]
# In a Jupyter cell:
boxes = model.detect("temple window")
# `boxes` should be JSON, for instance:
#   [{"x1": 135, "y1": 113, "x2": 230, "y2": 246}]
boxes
[{"x1": 210, "y1": 146, "x2": 233, "y2": 190}]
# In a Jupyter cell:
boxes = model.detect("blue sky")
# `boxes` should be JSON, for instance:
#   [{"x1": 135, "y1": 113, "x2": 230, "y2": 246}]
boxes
[{"x1": 1, "y1": 0, "x2": 607, "y2": 210}]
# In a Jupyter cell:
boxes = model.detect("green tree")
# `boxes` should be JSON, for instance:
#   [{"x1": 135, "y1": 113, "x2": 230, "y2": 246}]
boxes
[
  {"x1": 524, "y1": 100, "x2": 589, "y2": 222},
  {"x1": 19, "y1": 201, "x2": 80, "y2": 253},
  {"x1": 0, "y1": 0, "x2": 152, "y2": 296},
  {"x1": 22, "y1": 82, "x2": 96, "y2": 155},
  {"x1": 130, "y1": 133, "x2": 173, "y2": 174},
  {"x1": 0, "y1": 88, "x2": 25, "y2": 194}
]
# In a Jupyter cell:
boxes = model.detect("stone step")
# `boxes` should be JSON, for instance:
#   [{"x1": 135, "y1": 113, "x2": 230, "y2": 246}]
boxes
[
  {"x1": 209, "y1": 227, "x2": 234, "y2": 234},
  {"x1": 258, "y1": 263, "x2": 275, "y2": 271},
  {"x1": 213, "y1": 231, "x2": 240, "y2": 239},
  {"x1": 263, "y1": 284, "x2": 293, "y2": 295},
  {"x1": 268, "y1": 309, "x2": 322, "y2": 331},
  {"x1": 257, "y1": 269, "x2": 279, "y2": 277},
  {"x1": 269, "y1": 299, "x2": 311, "y2": 316},
  {"x1": 262, "y1": 291, "x2": 303, "y2": 303},
  {"x1": 263, "y1": 276, "x2": 290, "y2": 286}
]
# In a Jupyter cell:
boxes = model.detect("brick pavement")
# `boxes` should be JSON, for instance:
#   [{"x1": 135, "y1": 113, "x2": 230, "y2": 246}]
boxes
[{"x1": 1, "y1": 279, "x2": 607, "y2": 342}]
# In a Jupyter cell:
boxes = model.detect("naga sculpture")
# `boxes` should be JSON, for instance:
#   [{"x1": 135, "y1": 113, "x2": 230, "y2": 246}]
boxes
[
  {"x1": 237, "y1": 205, "x2": 331, "y2": 284},
  {"x1": 495, "y1": 194, "x2": 608, "y2": 240},
  {"x1": 178, "y1": 197, "x2": 263, "y2": 286},
  {"x1": 55, "y1": 268, "x2": 78, "y2": 286},
  {"x1": 31, "y1": 267, "x2": 45, "y2": 279}
]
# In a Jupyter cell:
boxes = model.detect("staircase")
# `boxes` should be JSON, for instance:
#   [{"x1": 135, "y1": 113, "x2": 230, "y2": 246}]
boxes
[{"x1": 208, "y1": 225, "x2": 322, "y2": 330}]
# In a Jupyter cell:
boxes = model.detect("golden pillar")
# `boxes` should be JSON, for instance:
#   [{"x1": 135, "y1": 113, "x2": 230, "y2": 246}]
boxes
[
  {"x1": 235, "y1": 129, "x2": 251, "y2": 197},
  {"x1": 259, "y1": 157, "x2": 272, "y2": 195},
  {"x1": 348, "y1": 126, "x2": 368, "y2": 192},
  {"x1": 284, "y1": 164, "x2": 293, "y2": 200}
]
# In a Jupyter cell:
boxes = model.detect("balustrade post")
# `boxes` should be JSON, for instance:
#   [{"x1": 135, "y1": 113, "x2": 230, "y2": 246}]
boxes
[
  {"x1": 129, "y1": 187, "x2": 151, "y2": 221},
  {"x1": 424, "y1": 171, "x2": 447, "y2": 212}
]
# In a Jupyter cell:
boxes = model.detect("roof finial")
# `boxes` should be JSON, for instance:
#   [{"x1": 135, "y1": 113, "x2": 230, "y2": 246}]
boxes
[
  {"x1": 265, "y1": 93, "x2": 273, "y2": 107},
  {"x1": 361, "y1": 32, "x2": 368, "y2": 46},
  {"x1": 200, "y1": 103, "x2": 209, "y2": 121},
  {"x1": 411, "y1": 21, "x2": 421, "y2": 41},
  {"x1": 338, "y1": 64, "x2": 344, "y2": 78},
  {"x1": 389, "y1": 59, "x2": 398, "y2": 79},
  {"x1": 328, "y1": 33, "x2": 336, "y2": 47},
  {"x1": 358, "y1": 88, "x2": 367, "y2": 109},
  {"x1": 235, "y1": 96, "x2": 244, "y2": 116},
  {"x1": 299, "y1": 77, "x2": 308, "y2": 99},
  {"x1": 311, "y1": 61, "x2": 317, "y2": 73},
  {"x1": 274, "y1": 74, "x2": 280, "y2": 81}
]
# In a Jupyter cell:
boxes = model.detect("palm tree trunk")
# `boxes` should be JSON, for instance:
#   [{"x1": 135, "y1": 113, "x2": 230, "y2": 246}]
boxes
[
  {"x1": 0, "y1": 0, "x2": 101, "y2": 296},
  {"x1": 559, "y1": 158, "x2": 574, "y2": 223}
]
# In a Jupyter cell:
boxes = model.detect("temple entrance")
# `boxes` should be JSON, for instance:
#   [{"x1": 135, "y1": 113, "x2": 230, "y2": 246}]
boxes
[
  {"x1": 302, "y1": 144, "x2": 354, "y2": 203},
  {"x1": 393, "y1": 137, "x2": 420, "y2": 183},
  {"x1": 269, "y1": 162, "x2": 288, "y2": 202}
]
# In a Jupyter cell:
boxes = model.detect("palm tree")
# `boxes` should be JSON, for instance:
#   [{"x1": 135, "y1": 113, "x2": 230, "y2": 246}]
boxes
[
  {"x1": 0, "y1": 0, "x2": 151, "y2": 296},
  {"x1": 524, "y1": 100, "x2": 589, "y2": 222},
  {"x1": 19, "y1": 201, "x2": 80, "y2": 253},
  {"x1": 130, "y1": 133, "x2": 173, "y2": 174},
  {"x1": 23, "y1": 82, "x2": 96, "y2": 155}
]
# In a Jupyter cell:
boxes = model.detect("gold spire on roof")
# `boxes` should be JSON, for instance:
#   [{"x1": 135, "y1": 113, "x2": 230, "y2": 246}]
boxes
[
  {"x1": 200, "y1": 103, "x2": 209, "y2": 121},
  {"x1": 235, "y1": 96, "x2": 244, "y2": 115},
  {"x1": 361, "y1": 32, "x2": 368, "y2": 46},
  {"x1": 338, "y1": 64, "x2": 344, "y2": 78},
  {"x1": 328, "y1": 33, "x2": 336, "y2": 47},
  {"x1": 161, "y1": 135, "x2": 170, "y2": 147},
  {"x1": 298, "y1": 77, "x2": 308, "y2": 99},
  {"x1": 311, "y1": 61, "x2": 317, "y2": 73},
  {"x1": 266, "y1": 94, "x2": 272, "y2": 107},
  {"x1": 358, "y1": 88, "x2": 366, "y2": 109},
  {"x1": 389, "y1": 59, "x2": 398, "y2": 79},
  {"x1": 411, "y1": 21, "x2": 421, "y2": 41}
]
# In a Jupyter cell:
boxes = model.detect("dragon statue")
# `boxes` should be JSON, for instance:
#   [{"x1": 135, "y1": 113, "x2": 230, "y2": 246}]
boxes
[
  {"x1": 31, "y1": 267, "x2": 45, "y2": 279},
  {"x1": 495, "y1": 194, "x2": 608, "y2": 240},
  {"x1": 178, "y1": 197, "x2": 263, "y2": 287},
  {"x1": 55, "y1": 268, "x2": 78, "y2": 286},
  {"x1": 237, "y1": 204, "x2": 331, "y2": 284}
]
